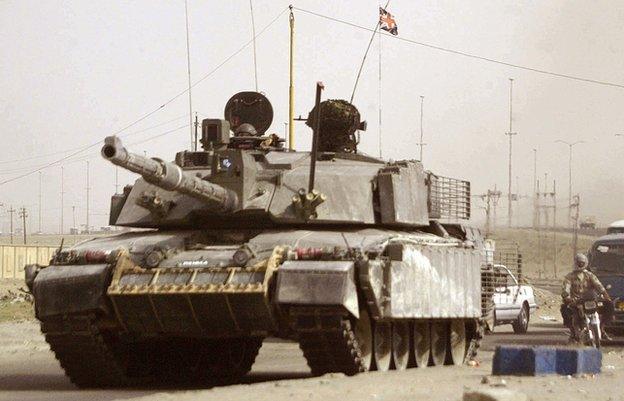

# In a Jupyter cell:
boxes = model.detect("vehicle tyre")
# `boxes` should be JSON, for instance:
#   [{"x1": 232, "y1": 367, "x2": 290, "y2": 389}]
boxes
[
  {"x1": 589, "y1": 323, "x2": 601, "y2": 349},
  {"x1": 512, "y1": 304, "x2": 529, "y2": 334}
]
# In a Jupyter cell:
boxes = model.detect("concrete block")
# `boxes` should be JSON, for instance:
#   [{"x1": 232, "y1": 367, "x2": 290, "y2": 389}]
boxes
[
  {"x1": 555, "y1": 347, "x2": 602, "y2": 375},
  {"x1": 463, "y1": 389, "x2": 529, "y2": 401},
  {"x1": 492, "y1": 346, "x2": 602, "y2": 376},
  {"x1": 492, "y1": 346, "x2": 556, "y2": 375}
]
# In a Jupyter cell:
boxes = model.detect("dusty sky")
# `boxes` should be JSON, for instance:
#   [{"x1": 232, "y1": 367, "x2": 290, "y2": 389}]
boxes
[{"x1": 1, "y1": 0, "x2": 623, "y2": 233}]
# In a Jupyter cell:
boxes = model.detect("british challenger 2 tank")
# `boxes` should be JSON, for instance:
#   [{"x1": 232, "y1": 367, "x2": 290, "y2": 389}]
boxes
[{"x1": 27, "y1": 88, "x2": 482, "y2": 387}]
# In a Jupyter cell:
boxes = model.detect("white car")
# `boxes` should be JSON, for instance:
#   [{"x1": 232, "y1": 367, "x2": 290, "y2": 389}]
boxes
[{"x1": 492, "y1": 264, "x2": 538, "y2": 334}]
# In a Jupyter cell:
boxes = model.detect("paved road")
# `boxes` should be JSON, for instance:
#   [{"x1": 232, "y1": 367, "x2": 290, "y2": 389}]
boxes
[{"x1": 0, "y1": 320, "x2": 619, "y2": 401}]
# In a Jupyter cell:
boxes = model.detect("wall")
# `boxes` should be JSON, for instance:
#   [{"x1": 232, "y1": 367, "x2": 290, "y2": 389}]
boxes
[{"x1": 0, "y1": 245, "x2": 56, "y2": 279}]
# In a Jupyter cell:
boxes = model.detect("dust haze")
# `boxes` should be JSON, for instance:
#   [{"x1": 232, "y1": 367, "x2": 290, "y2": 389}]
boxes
[{"x1": 1, "y1": 0, "x2": 623, "y2": 233}]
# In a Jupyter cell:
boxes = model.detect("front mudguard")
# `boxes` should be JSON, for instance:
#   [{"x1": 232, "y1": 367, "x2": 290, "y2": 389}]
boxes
[
  {"x1": 274, "y1": 260, "x2": 359, "y2": 318},
  {"x1": 32, "y1": 264, "x2": 113, "y2": 319}
]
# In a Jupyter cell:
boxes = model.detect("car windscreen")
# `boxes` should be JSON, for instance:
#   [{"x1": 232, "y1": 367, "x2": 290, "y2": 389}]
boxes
[{"x1": 591, "y1": 243, "x2": 624, "y2": 273}]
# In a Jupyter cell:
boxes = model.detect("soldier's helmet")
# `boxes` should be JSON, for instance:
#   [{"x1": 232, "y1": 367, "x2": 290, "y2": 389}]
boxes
[
  {"x1": 234, "y1": 123, "x2": 258, "y2": 137},
  {"x1": 574, "y1": 253, "x2": 588, "y2": 270}
]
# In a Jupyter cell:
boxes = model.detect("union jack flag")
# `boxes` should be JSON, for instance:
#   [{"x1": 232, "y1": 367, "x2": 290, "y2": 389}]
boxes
[{"x1": 379, "y1": 7, "x2": 398, "y2": 36}]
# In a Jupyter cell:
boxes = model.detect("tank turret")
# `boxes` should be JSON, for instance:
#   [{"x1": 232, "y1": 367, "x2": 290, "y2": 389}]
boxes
[{"x1": 101, "y1": 136, "x2": 239, "y2": 213}]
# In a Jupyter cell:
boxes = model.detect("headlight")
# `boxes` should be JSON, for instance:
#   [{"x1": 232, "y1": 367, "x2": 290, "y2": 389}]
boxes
[{"x1": 584, "y1": 300, "x2": 598, "y2": 309}]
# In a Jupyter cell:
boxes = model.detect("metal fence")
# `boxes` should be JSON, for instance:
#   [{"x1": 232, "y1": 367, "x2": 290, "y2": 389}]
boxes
[{"x1": 0, "y1": 245, "x2": 56, "y2": 279}]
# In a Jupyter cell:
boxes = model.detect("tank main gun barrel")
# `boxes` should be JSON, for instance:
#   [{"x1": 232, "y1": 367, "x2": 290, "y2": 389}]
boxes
[{"x1": 101, "y1": 136, "x2": 239, "y2": 212}]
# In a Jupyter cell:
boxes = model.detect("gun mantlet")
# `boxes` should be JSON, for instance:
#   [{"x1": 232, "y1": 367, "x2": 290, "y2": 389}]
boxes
[{"x1": 101, "y1": 136, "x2": 239, "y2": 213}]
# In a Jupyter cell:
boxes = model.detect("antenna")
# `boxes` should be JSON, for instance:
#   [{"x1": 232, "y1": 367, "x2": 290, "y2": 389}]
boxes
[
  {"x1": 60, "y1": 166, "x2": 64, "y2": 234},
  {"x1": 308, "y1": 82, "x2": 324, "y2": 192},
  {"x1": 86, "y1": 161, "x2": 90, "y2": 234},
  {"x1": 250, "y1": 0, "x2": 259, "y2": 91},
  {"x1": 184, "y1": 0, "x2": 194, "y2": 150},
  {"x1": 288, "y1": 6, "x2": 295, "y2": 150},
  {"x1": 38, "y1": 171, "x2": 42, "y2": 234}
]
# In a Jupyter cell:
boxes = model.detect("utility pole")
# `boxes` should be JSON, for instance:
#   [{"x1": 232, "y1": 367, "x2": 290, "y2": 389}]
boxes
[
  {"x1": 72, "y1": 205, "x2": 76, "y2": 233},
  {"x1": 86, "y1": 161, "x2": 90, "y2": 234},
  {"x1": 19, "y1": 207, "x2": 27, "y2": 244},
  {"x1": 535, "y1": 177, "x2": 557, "y2": 277},
  {"x1": 491, "y1": 184, "x2": 501, "y2": 230},
  {"x1": 505, "y1": 78, "x2": 517, "y2": 227},
  {"x1": 418, "y1": 95, "x2": 426, "y2": 161},
  {"x1": 553, "y1": 180, "x2": 557, "y2": 277},
  {"x1": 555, "y1": 140, "x2": 585, "y2": 227},
  {"x1": 532, "y1": 148, "x2": 537, "y2": 229},
  {"x1": 194, "y1": 113, "x2": 199, "y2": 152},
  {"x1": 38, "y1": 171, "x2": 42, "y2": 234},
  {"x1": 480, "y1": 187, "x2": 501, "y2": 237},
  {"x1": 8, "y1": 206, "x2": 15, "y2": 244},
  {"x1": 536, "y1": 179, "x2": 542, "y2": 277},
  {"x1": 515, "y1": 175, "x2": 520, "y2": 227},
  {"x1": 571, "y1": 194, "x2": 581, "y2": 255},
  {"x1": 60, "y1": 166, "x2": 64, "y2": 234}
]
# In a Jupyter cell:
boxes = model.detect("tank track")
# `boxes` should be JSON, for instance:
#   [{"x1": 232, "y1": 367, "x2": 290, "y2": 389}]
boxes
[
  {"x1": 41, "y1": 315, "x2": 129, "y2": 388},
  {"x1": 41, "y1": 315, "x2": 264, "y2": 387},
  {"x1": 292, "y1": 309, "x2": 366, "y2": 376}
]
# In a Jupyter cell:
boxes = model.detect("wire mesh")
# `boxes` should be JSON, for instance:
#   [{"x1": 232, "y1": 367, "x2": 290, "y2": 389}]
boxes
[
  {"x1": 480, "y1": 240, "x2": 523, "y2": 321},
  {"x1": 427, "y1": 173, "x2": 471, "y2": 220}
]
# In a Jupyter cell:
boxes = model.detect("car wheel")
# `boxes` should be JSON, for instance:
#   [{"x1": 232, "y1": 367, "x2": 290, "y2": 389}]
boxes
[{"x1": 512, "y1": 304, "x2": 529, "y2": 334}]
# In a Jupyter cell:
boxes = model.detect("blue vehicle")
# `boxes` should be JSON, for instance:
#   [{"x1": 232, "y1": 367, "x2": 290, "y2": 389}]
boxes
[{"x1": 588, "y1": 233, "x2": 624, "y2": 334}]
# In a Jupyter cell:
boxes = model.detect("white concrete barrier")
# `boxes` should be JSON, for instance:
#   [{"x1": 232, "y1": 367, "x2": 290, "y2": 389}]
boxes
[{"x1": 0, "y1": 245, "x2": 57, "y2": 279}]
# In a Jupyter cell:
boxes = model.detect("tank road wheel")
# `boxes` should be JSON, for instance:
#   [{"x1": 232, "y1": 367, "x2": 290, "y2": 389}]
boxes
[
  {"x1": 391, "y1": 322, "x2": 410, "y2": 370},
  {"x1": 412, "y1": 321, "x2": 431, "y2": 368},
  {"x1": 447, "y1": 320, "x2": 467, "y2": 366},
  {"x1": 430, "y1": 321, "x2": 448, "y2": 366},
  {"x1": 373, "y1": 321, "x2": 392, "y2": 371},
  {"x1": 353, "y1": 309, "x2": 373, "y2": 371}
]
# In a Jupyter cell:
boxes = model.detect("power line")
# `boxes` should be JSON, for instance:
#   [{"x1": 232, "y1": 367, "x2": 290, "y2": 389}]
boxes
[
  {"x1": 293, "y1": 7, "x2": 624, "y2": 90},
  {"x1": 0, "y1": 124, "x2": 189, "y2": 178},
  {"x1": 0, "y1": 115, "x2": 188, "y2": 166},
  {"x1": 0, "y1": 7, "x2": 288, "y2": 187}
]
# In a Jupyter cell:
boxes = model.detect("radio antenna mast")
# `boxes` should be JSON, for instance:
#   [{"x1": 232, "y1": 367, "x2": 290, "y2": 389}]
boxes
[{"x1": 184, "y1": 0, "x2": 194, "y2": 150}]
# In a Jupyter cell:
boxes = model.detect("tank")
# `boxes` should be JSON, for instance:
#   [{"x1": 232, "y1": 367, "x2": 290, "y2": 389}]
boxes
[{"x1": 27, "y1": 89, "x2": 483, "y2": 387}]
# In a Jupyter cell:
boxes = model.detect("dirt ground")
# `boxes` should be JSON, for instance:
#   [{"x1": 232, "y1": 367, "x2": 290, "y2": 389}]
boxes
[
  {"x1": 1, "y1": 288, "x2": 623, "y2": 401},
  {"x1": 0, "y1": 280, "x2": 33, "y2": 323}
]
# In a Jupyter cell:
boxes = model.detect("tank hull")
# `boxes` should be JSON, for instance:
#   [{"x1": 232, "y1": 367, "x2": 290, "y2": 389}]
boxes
[{"x1": 31, "y1": 228, "x2": 483, "y2": 386}]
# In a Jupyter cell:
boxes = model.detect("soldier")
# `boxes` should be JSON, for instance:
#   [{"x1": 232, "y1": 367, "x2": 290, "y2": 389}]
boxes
[{"x1": 560, "y1": 253, "x2": 613, "y2": 341}]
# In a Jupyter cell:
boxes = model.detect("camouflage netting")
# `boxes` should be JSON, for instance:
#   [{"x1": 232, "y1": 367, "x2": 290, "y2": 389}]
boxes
[{"x1": 306, "y1": 99, "x2": 361, "y2": 153}]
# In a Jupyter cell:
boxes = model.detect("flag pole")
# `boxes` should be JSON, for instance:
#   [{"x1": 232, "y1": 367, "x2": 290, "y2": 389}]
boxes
[
  {"x1": 349, "y1": 0, "x2": 390, "y2": 105},
  {"x1": 378, "y1": 11, "x2": 382, "y2": 159},
  {"x1": 288, "y1": 5, "x2": 295, "y2": 151}
]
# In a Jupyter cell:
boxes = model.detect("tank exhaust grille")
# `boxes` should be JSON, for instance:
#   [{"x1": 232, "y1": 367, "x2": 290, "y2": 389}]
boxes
[{"x1": 427, "y1": 173, "x2": 471, "y2": 220}]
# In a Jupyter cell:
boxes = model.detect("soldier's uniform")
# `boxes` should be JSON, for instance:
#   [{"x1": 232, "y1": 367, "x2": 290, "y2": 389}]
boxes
[
  {"x1": 561, "y1": 269, "x2": 607, "y2": 304},
  {"x1": 560, "y1": 267, "x2": 613, "y2": 334}
]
